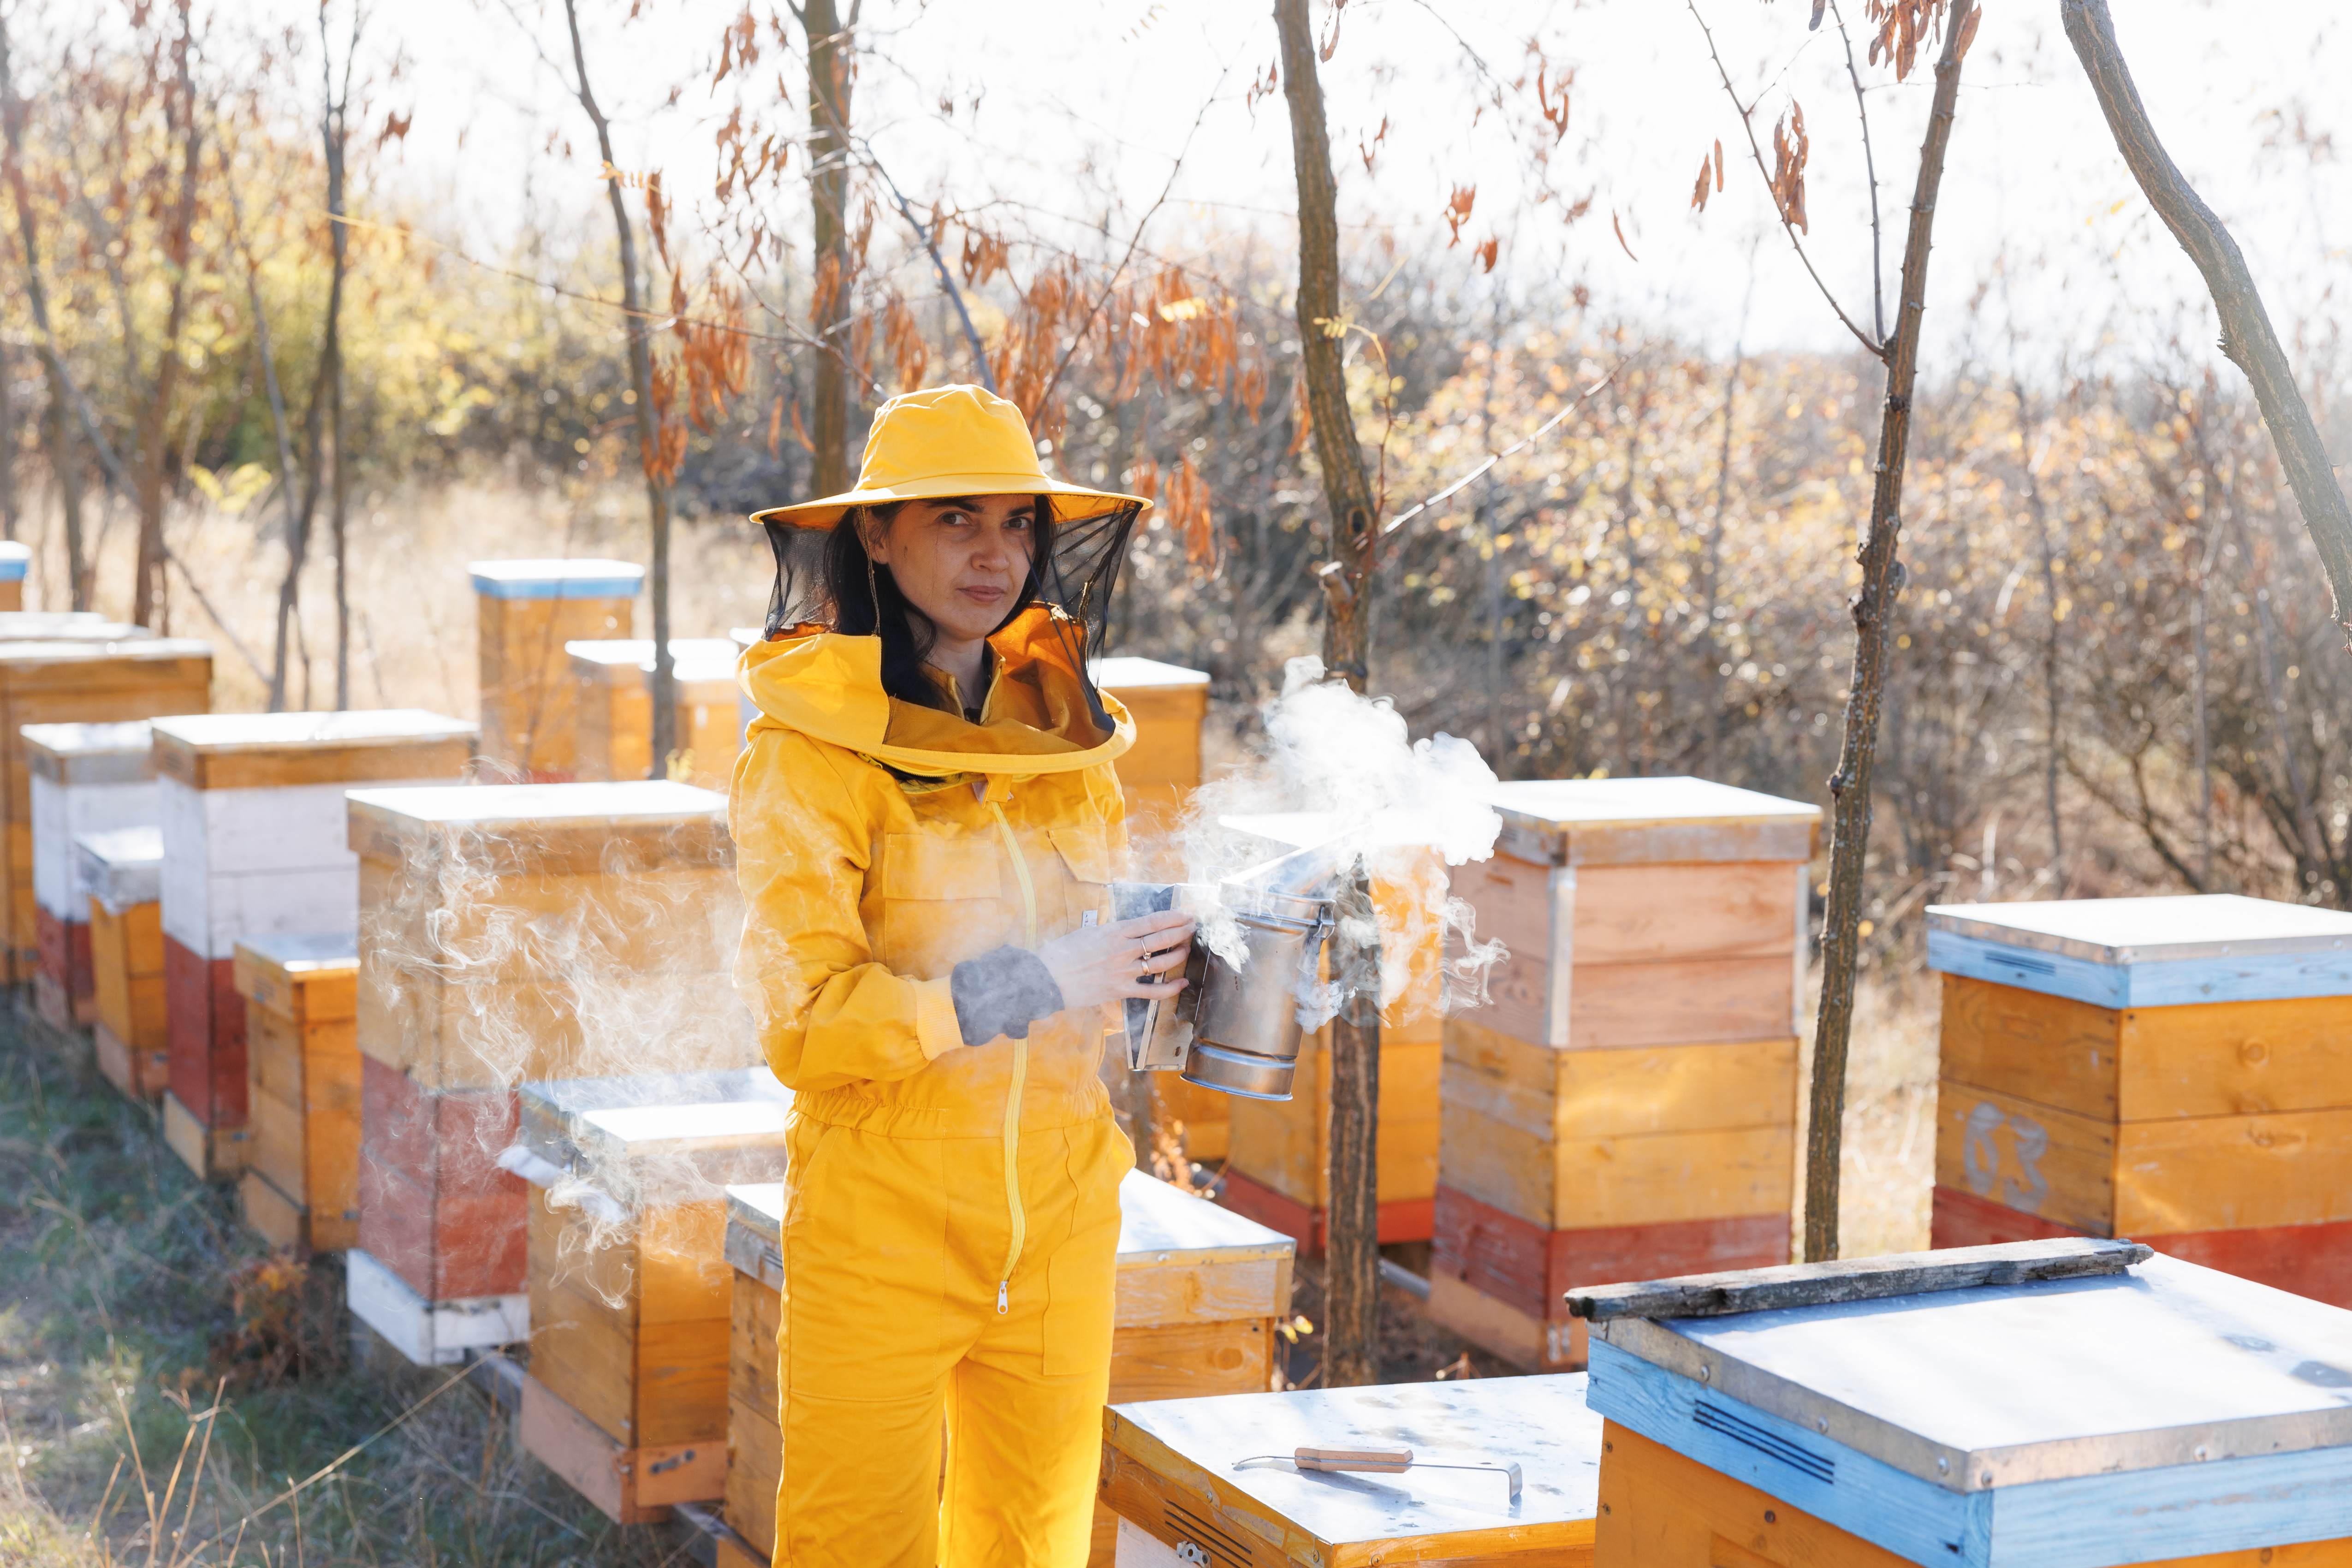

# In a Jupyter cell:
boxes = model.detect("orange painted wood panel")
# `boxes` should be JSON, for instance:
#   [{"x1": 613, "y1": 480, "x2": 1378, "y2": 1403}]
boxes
[
  {"x1": 1940, "y1": 974, "x2": 2120, "y2": 1122},
  {"x1": 2120, "y1": 994, "x2": 2352, "y2": 1121},
  {"x1": 2118, "y1": 1107, "x2": 2352, "y2": 1234},
  {"x1": 1571, "y1": 956, "x2": 1795, "y2": 1051},
  {"x1": 1442, "y1": 1098, "x2": 1794, "y2": 1231},
  {"x1": 1933, "y1": 1079, "x2": 2115, "y2": 1234},
  {"x1": 1571, "y1": 862, "x2": 1799, "y2": 967}
]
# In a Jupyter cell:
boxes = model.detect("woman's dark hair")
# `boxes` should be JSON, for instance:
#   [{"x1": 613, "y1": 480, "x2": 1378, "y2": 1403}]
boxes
[{"x1": 761, "y1": 491, "x2": 1140, "y2": 721}]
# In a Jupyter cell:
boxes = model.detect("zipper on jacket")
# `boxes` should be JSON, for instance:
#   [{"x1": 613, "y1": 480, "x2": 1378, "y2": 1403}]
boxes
[{"x1": 987, "y1": 797, "x2": 1037, "y2": 1313}]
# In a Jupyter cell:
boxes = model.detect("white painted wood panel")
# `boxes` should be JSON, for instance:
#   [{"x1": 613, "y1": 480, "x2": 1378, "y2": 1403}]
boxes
[{"x1": 33, "y1": 777, "x2": 159, "y2": 918}]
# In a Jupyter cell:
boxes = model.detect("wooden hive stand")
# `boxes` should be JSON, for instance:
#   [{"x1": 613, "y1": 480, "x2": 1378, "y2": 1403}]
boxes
[
  {"x1": 510, "y1": 1068, "x2": 791, "y2": 1526},
  {"x1": 0, "y1": 631, "x2": 210, "y2": 987},
  {"x1": 1925, "y1": 893, "x2": 2352, "y2": 1306},
  {"x1": 80, "y1": 826, "x2": 167, "y2": 1100},
  {"x1": 473, "y1": 558, "x2": 641, "y2": 783},
  {"x1": 1431, "y1": 777, "x2": 1819, "y2": 1372},
  {"x1": 346, "y1": 780, "x2": 755, "y2": 1366},
  {"x1": 23, "y1": 721, "x2": 158, "y2": 1031},
  {"x1": 720, "y1": 1169, "x2": 1296, "y2": 1568},
  {"x1": 564, "y1": 637, "x2": 746, "y2": 789},
  {"x1": 1213, "y1": 812, "x2": 1458, "y2": 1255},
  {"x1": 0, "y1": 541, "x2": 25, "y2": 612},
  {"x1": 1583, "y1": 1238, "x2": 2352, "y2": 1566},
  {"x1": 1092, "y1": 657, "x2": 1222, "y2": 1160},
  {"x1": 150, "y1": 710, "x2": 476, "y2": 1183},
  {"x1": 235, "y1": 933, "x2": 360, "y2": 1257},
  {"x1": 1100, "y1": 1372, "x2": 1598, "y2": 1567}
]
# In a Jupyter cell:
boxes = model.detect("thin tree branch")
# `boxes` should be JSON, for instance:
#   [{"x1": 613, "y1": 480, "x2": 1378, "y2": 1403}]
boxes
[
  {"x1": 1825, "y1": 0, "x2": 1886, "y2": 343},
  {"x1": 1688, "y1": 0, "x2": 1886, "y2": 360},
  {"x1": 855, "y1": 137, "x2": 995, "y2": 392}
]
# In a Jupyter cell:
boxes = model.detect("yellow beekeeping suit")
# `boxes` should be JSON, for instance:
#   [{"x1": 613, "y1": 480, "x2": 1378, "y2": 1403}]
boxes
[{"x1": 732, "y1": 607, "x2": 1136, "y2": 1568}]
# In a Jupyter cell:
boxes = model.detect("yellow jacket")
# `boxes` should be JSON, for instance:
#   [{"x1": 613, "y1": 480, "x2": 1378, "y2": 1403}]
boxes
[{"x1": 730, "y1": 607, "x2": 1134, "y2": 1140}]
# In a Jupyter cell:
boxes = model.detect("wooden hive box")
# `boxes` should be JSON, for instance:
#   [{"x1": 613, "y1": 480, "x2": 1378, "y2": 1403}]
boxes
[
  {"x1": 235, "y1": 932, "x2": 360, "y2": 1257},
  {"x1": 511, "y1": 1068, "x2": 791, "y2": 1526},
  {"x1": 720, "y1": 1169, "x2": 1296, "y2": 1568},
  {"x1": 0, "y1": 541, "x2": 25, "y2": 612},
  {"x1": 1925, "y1": 894, "x2": 2352, "y2": 1306},
  {"x1": 564, "y1": 637, "x2": 746, "y2": 789},
  {"x1": 473, "y1": 558, "x2": 642, "y2": 782},
  {"x1": 1214, "y1": 811, "x2": 1455, "y2": 1254},
  {"x1": 1100, "y1": 1373, "x2": 1599, "y2": 1567},
  {"x1": 80, "y1": 826, "x2": 166, "y2": 1100},
  {"x1": 1433, "y1": 776, "x2": 1818, "y2": 1373},
  {"x1": 1586, "y1": 1240, "x2": 2352, "y2": 1567},
  {"x1": 0, "y1": 632, "x2": 208, "y2": 986},
  {"x1": 346, "y1": 781, "x2": 756, "y2": 1366},
  {"x1": 151, "y1": 710, "x2": 475, "y2": 1183},
  {"x1": 24, "y1": 721, "x2": 157, "y2": 1030}
]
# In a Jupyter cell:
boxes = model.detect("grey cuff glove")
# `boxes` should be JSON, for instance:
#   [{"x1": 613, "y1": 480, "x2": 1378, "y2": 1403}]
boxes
[{"x1": 949, "y1": 945, "x2": 1064, "y2": 1047}]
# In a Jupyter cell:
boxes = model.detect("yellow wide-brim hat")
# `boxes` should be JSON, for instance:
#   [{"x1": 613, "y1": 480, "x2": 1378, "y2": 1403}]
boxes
[{"x1": 749, "y1": 383, "x2": 1150, "y2": 530}]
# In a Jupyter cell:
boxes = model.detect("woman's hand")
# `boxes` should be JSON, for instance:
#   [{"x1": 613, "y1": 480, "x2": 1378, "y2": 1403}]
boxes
[{"x1": 1038, "y1": 909, "x2": 1195, "y2": 1011}]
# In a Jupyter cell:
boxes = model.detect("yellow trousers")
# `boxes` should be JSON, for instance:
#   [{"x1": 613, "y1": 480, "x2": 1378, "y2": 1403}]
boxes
[{"x1": 776, "y1": 1111, "x2": 1127, "y2": 1567}]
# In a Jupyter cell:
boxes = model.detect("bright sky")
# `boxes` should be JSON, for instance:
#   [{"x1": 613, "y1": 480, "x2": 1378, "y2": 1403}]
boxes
[{"x1": 210, "y1": 0, "x2": 2347, "y2": 374}]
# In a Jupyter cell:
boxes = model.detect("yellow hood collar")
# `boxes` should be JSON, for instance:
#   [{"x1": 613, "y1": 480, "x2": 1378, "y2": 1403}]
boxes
[{"x1": 738, "y1": 607, "x2": 1135, "y2": 778}]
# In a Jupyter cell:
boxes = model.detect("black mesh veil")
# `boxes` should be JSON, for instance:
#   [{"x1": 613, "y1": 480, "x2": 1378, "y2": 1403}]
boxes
[{"x1": 759, "y1": 498, "x2": 1143, "y2": 728}]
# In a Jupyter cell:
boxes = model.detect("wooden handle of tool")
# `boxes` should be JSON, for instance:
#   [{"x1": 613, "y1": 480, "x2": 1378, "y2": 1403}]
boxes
[{"x1": 1294, "y1": 1446, "x2": 1413, "y2": 1473}]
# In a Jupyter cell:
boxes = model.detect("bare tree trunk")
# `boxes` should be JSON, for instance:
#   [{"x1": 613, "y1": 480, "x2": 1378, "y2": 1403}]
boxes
[
  {"x1": 562, "y1": 0, "x2": 676, "y2": 767},
  {"x1": 1, "y1": 12, "x2": 90, "y2": 607},
  {"x1": 0, "y1": 344, "x2": 14, "y2": 543},
  {"x1": 2061, "y1": 0, "x2": 2352, "y2": 647},
  {"x1": 1273, "y1": 0, "x2": 1381, "y2": 1389},
  {"x1": 132, "y1": 0, "x2": 201, "y2": 630},
  {"x1": 1802, "y1": 0, "x2": 1975, "y2": 1264},
  {"x1": 332, "y1": 357, "x2": 350, "y2": 708},
  {"x1": 804, "y1": 0, "x2": 854, "y2": 496},
  {"x1": 2009, "y1": 378, "x2": 2064, "y2": 877},
  {"x1": 222, "y1": 169, "x2": 306, "y2": 709}
]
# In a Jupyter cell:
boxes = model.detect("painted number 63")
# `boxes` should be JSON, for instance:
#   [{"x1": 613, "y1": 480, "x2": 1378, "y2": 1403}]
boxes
[{"x1": 1962, "y1": 1101, "x2": 2051, "y2": 1215}]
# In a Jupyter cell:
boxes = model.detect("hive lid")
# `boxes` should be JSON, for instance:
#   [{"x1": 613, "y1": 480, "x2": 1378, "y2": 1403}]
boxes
[
  {"x1": 348, "y1": 779, "x2": 724, "y2": 829},
  {"x1": 518, "y1": 1067, "x2": 790, "y2": 1180},
  {"x1": 233, "y1": 930, "x2": 359, "y2": 974},
  {"x1": 469, "y1": 558, "x2": 644, "y2": 599},
  {"x1": 0, "y1": 636, "x2": 208, "y2": 669},
  {"x1": 0, "y1": 541, "x2": 26, "y2": 581},
  {"x1": 1107, "y1": 1375, "x2": 1600, "y2": 1542},
  {"x1": 76, "y1": 825, "x2": 164, "y2": 912},
  {"x1": 21, "y1": 720, "x2": 155, "y2": 785},
  {"x1": 1927, "y1": 894, "x2": 2352, "y2": 966},
  {"x1": 151, "y1": 709, "x2": 475, "y2": 753},
  {"x1": 564, "y1": 637, "x2": 741, "y2": 679},
  {"x1": 1091, "y1": 655, "x2": 1211, "y2": 690},
  {"x1": 0, "y1": 612, "x2": 151, "y2": 640},
  {"x1": 1115, "y1": 1170, "x2": 1295, "y2": 1264},
  {"x1": 1594, "y1": 1252, "x2": 2352, "y2": 1492},
  {"x1": 347, "y1": 779, "x2": 731, "y2": 873},
  {"x1": 730, "y1": 626, "x2": 761, "y2": 650}
]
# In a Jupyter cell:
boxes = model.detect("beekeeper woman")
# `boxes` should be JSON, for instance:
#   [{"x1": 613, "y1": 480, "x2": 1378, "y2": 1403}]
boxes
[{"x1": 732, "y1": 384, "x2": 1192, "y2": 1567}]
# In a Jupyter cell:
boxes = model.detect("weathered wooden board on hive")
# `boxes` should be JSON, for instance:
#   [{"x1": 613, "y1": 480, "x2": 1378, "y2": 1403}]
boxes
[
  {"x1": 235, "y1": 932, "x2": 360, "y2": 1257},
  {"x1": 721, "y1": 1170, "x2": 1295, "y2": 1566},
  {"x1": 513, "y1": 1068, "x2": 791, "y2": 1524},
  {"x1": 0, "y1": 634, "x2": 208, "y2": 985},
  {"x1": 24, "y1": 720, "x2": 156, "y2": 1028},
  {"x1": 80, "y1": 826, "x2": 166, "y2": 1101},
  {"x1": 1100, "y1": 1374, "x2": 1600, "y2": 1567},
  {"x1": 473, "y1": 558, "x2": 641, "y2": 782},
  {"x1": 348, "y1": 781, "x2": 752, "y2": 1090},
  {"x1": 1928, "y1": 896, "x2": 2352, "y2": 1306},
  {"x1": 1589, "y1": 1242, "x2": 2352, "y2": 1567},
  {"x1": 149, "y1": 710, "x2": 475, "y2": 1182},
  {"x1": 565, "y1": 638, "x2": 745, "y2": 788}
]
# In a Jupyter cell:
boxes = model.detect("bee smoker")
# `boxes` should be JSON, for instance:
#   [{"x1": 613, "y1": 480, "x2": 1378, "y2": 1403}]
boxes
[{"x1": 1110, "y1": 858, "x2": 1337, "y2": 1102}]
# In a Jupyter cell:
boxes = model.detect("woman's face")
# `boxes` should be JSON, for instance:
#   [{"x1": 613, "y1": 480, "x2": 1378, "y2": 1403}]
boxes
[{"x1": 866, "y1": 493, "x2": 1039, "y2": 646}]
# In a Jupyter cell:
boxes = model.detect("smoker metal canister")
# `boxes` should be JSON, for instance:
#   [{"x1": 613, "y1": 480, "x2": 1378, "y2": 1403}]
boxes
[
  {"x1": 1109, "y1": 881, "x2": 1215, "y2": 1072},
  {"x1": 1182, "y1": 882, "x2": 1332, "y2": 1102}
]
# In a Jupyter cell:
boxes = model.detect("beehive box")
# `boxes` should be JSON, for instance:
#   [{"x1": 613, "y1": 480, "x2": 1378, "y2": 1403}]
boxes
[
  {"x1": 1586, "y1": 1240, "x2": 2352, "y2": 1567},
  {"x1": 474, "y1": 558, "x2": 641, "y2": 782},
  {"x1": 24, "y1": 721, "x2": 156, "y2": 1029},
  {"x1": 0, "y1": 541, "x2": 26, "y2": 612},
  {"x1": 347, "y1": 781, "x2": 755, "y2": 1365},
  {"x1": 151, "y1": 710, "x2": 475, "y2": 1182},
  {"x1": 0, "y1": 633, "x2": 208, "y2": 985},
  {"x1": 1926, "y1": 894, "x2": 2352, "y2": 1306},
  {"x1": 721, "y1": 1170, "x2": 1296, "y2": 1568},
  {"x1": 1432, "y1": 777, "x2": 1817, "y2": 1373},
  {"x1": 564, "y1": 638, "x2": 745, "y2": 789},
  {"x1": 1100, "y1": 1373, "x2": 1599, "y2": 1567},
  {"x1": 80, "y1": 826, "x2": 166, "y2": 1100},
  {"x1": 1215, "y1": 812, "x2": 1455, "y2": 1254},
  {"x1": 235, "y1": 932, "x2": 360, "y2": 1257},
  {"x1": 511, "y1": 1069, "x2": 791, "y2": 1526}
]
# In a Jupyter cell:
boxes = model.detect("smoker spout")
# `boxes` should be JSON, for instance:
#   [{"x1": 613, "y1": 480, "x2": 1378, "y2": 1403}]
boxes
[{"x1": 1229, "y1": 832, "x2": 1359, "y2": 897}]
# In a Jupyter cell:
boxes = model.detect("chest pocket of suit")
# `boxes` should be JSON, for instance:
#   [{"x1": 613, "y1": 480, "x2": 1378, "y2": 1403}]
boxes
[
  {"x1": 1048, "y1": 823, "x2": 1111, "y2": 932},
  {"x1": 878, "y1": 832, "x2": 1005, "y2": 974}
]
